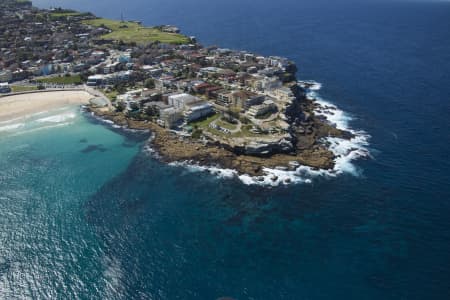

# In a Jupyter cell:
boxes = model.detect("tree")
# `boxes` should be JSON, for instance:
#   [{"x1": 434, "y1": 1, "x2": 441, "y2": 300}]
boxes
[
  {"x1": 114, "y1": 83, "x2": 127, "y2": 94},
  {"x1": 144, "y1": 78, "x2": 155, "y2": 89},
  {"x1": 145, "y1": 105, "x2": 157, "y2": 117},
  {"x1": 115, "y1": 101, "x2": 126, "y2": 112},
  {"x1": 191, "y1": 128, "x2": 203, "y2": 139}
]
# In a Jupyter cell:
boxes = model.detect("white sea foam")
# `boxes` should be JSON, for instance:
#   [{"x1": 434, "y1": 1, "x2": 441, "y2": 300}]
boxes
[
  {"x1": 147, "y1": 80, "x2": 370, "y2": 186},
  {"x1": 169, "y1": 161, "x2": 238, "y2": 180},
  {"x1": 87, "y1": 111, "x2": 150, "y2": 134},
  {"x1": 141, "y1": 134, "x2": 158, "y2": 156},
  {"x1": 36, "y1": 112, "x2": 77, "y2": 123},
  {"x1": 306, "y1": 82, "x2": 371, "y2": 177},
  {"x1": 298, "y1": 80, "x2": 322, "y2": 91},
  {"x1": 0, "y1": 123, "x2": 25, "y2": 132},
  {"x1": 7, "y1": 122, "x2": 73, "y2": 137},
  {"x1": 0, "y1": 108, "x2": 78, "y2": 136}
]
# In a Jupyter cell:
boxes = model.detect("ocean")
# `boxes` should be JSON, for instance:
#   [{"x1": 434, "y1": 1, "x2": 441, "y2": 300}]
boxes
[{"x1": 1, "y1": 0, "x2": 450, "y2": 298}]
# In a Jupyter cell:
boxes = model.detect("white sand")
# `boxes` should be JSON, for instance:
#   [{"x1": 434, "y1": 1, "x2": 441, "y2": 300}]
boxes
[{"x1": 0, "y1": 91, "x2": 94, "y2": 122}]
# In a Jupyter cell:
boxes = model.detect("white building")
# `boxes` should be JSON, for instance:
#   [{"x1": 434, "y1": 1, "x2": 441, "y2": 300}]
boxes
[
  {"x1": 247, "y1": 100, "x2": 276, "y2": 117},
  {"x1": 159, "y1": 107, "x2": 183, "y2": 128},
  {"x1": 86, "y1": 75, "x2": 105, "y2": 86},
  {"x1": 268, "y1": 56, "x2": 289, "y2": 69},
  {"x1": 0, "y1": 82, "x2": 11, "y2": 93},
  {"x1": 103, "y1": 62, "x2": 120, "y2": 74},
  {"x1": 273, "y1": 87, "x2": 294, "y2": 102},
  {"x1": 168, "y1": 93, "x2": 198, "y2": 110},
  {"x1": 259, "y1": 77, "x2": 282, "y2": 91},
  {"x1": 184, "y1": 102, "x2": 214, "y2": 123},
  {"x1": 91, "y1": 51, "x2": 106, "y2": 59}
]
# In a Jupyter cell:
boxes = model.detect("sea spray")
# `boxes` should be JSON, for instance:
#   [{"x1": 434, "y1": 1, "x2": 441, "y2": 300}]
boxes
[
  {"x1": 0, "y1": 106, "x2": 79, "y2": 136},
  {"x1": 156, "y1": 81, "x2": 371, "y2": 186}
]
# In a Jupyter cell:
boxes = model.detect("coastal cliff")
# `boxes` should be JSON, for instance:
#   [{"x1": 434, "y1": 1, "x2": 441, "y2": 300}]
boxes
[
  {"x1": 0, "y1": 0, "x2": 357, "y2": 181},
  {"x1": 89, "y1": 84, "x2": 352, "y2": 178}
]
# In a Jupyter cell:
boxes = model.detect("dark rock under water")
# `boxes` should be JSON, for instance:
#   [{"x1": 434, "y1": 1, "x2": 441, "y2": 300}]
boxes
[{"x1": 81, "y1": 144, "x2": 108, "y2": 153}]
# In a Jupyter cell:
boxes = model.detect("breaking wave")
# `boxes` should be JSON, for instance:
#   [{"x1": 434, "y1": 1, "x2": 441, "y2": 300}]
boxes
[
  {"x1": 36, "y1": 112, "x2": 77, "y2": 123},
  {"x1": 0, "y1": 123, "x2": 25, "y2": 132},
  {"x1": 160, "y1": 80, "x2": 371, "y2": 186},
  {"x1": 0, "y1": 107, "x2": 78, "y2": 136}
]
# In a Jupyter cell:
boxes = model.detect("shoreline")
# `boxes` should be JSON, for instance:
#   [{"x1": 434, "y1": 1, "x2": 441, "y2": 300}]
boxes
[
  {"x1": 0, "y1": 90, "x2": 95, "y2": 123},
  {"x1": 0, "y1": 1, "x2": 371, "y2": 186},
  {"x1": 0, "y1": 86, "x2": 370, "y2": 186},
  {"x1": 87, "y1": 83, "x2": 370, "y2": 185}
]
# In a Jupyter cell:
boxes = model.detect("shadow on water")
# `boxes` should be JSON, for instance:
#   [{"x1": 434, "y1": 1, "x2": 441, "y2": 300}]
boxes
[
  {"x1": 81, "y1": 144, "x2": 108, "y2": 153},
  {"x1": 79, "y1": 113, "x2": 418, "y2": 299},
  {"x1": 83, "y1": 144, "x2": 345, "y2": 232},
  {"x1": 82, "y1": 109, "x2": 151, "y2": 145},
  {"x1": 81, "y1": 148, "x2": 416, "y2": 299}
]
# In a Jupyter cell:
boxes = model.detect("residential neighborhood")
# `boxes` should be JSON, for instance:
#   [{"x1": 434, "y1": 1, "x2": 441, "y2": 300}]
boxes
[{"x1": 0, "y1": 0, "x2": 305, "y2": 156}]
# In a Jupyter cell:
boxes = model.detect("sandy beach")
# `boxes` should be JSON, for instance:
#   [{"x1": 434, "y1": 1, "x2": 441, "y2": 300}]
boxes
[{"x1": 0, "y1": 90, "x2": 94, "y2": 122}]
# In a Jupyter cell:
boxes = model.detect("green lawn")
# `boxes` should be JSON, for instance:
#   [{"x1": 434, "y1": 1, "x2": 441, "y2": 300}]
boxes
[
  {"x1": 189, "y1": 113, "x2": 264, "y2": 139},
  {"x1": 104, "y1": 90, "x2": 118, "y2": 101},
  {"x1": 83, "y1": 18, "x2": 190, "y2": 45},
  {"x1": 216, "y1": 119, "x2": 238, "y2": 130},
  {"x1": 228, "y1": 124, "x2": 263, "y2": 138},
  {"x1": 205, "y1": 127, "x2": 229, "y2": 138},
  {"x1": 10, "y1": 85, "x2": 38, "y2": 92},
  {"x1": 50, "y1": 12, "x2": 84, "y2": 17},
  {"x1": 189, "y1": 113, "x2": 220, "y2": 129},
  {"x1": 48, "y1": 10, "x2": 92, "y2": 21},
  {"x1": 36, "y1": 75, "x2": 83, "y2": 85}
]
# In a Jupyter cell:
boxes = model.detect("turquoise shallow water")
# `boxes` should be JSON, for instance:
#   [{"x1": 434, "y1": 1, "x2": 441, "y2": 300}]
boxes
[
  {"x1": 3, "y1": 0, "x2": 450, "y2": 298},
  {"x1": 0, "y1": 107, "x2": 144, "y2": 298}
]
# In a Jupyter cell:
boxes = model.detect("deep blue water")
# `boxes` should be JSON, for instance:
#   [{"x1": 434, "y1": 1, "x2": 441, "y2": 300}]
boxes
[{"x1": 2, "y1": 0, "x2": 450, "y2": 298}]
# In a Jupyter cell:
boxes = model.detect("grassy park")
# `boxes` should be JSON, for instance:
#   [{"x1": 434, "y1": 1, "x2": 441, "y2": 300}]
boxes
[
  {"x1": 36, "y1": 75, "x2": 83, "y2": 85},
  {"x1": 83, "y1": 18, "x2": 190, "y2": 45}
]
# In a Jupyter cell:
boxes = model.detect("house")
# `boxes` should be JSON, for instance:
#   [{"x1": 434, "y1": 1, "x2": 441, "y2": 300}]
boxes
[
  {"x1": 192, "y1": 82, "x2": 210, "y2": 94},
  {"x1": 73, "y1": 63, "x2": 88, "y2": 72},
  {"x1": 142, "y1": 65, "x2": 163, "y2": 77},
  {"x1": 207, "y1": 86, "x2": 225, "y2": 99},
  {"x1": 155, "y1": 75, "x2": 175, "y2": 91},
  {"x1": 161, "y1": 25, "x2": 180, "y2": 33},
  {"x1": 91, "y1": 50, "x2": 106, "y2": 60},
  {"x1": 117, "y1": 89, "x2": 143, "y2": 102},
  {"x1": 119, "y1": 54, "x2": 131, "y2": 64},
  {"x1": 199, "y1": 67, "x2": 221, "y2": 78},
  {"x1": 103, "y1": 62, "x2": 120, "y2": 74}
]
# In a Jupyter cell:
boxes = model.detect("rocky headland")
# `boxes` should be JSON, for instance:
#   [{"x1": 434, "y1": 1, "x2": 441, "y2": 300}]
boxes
[{"x1": 89, "y1": 84, "x2": 353, "y2": 177}]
